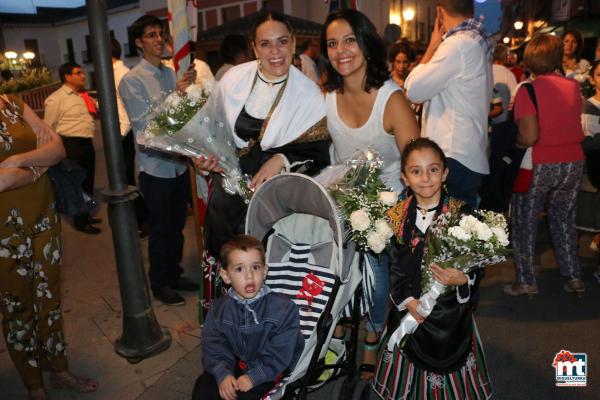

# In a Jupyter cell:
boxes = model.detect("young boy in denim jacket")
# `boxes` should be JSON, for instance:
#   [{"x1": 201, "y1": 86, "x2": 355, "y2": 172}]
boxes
[{"x1": 193, "y1": 235, "x2": 304, "y2": 400}]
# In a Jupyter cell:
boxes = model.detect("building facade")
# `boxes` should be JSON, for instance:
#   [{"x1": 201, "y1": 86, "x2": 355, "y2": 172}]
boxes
[{"x1": 1, "y1": 0, "x2": 441, "y2": 84}]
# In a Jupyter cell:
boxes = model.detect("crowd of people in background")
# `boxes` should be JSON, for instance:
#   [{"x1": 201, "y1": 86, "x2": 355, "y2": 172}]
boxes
[{"x1": 1, "y1": 0, "x2": 600, "y2": 398}]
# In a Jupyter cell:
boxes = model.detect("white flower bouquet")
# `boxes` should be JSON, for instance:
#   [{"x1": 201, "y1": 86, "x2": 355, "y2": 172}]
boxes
[
  {"x1": 420, "y1": 210, "x2": 510, "y2": 294},
  {"x1": 568, "y1": 61, "x2": 594, "y2": 98},
  {"x1": 319, "y1": 149, "x2": 396, "y2": 254},
  {"x1": 387, "y1": 208, "x2": 510, "y2": 351},
  {"x1": 137, "y1": 83, "x2": 252, "y2": 199},
  {"x1": 145, "y1": 83, "x2": 211, "y2": 136}
]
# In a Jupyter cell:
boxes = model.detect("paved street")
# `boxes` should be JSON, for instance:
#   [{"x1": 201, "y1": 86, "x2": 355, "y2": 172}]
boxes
[{"x1": 0, "y1": 134, "x2": 599, "y2": 399}]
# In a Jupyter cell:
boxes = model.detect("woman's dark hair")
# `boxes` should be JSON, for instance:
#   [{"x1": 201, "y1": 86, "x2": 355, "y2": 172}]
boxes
[
  {"x1": 252, "y1": 11, "x2": 293, "y2": 42},
  {"x1": 400, "y1": 138, "x2": 447, "y2": 173},
  {"x1": 388, "y1": 42, "x2": 415, "y2": 64},
  {"x1": 591, "y1": 59, "x2": 600, "y2": 77},
  {"x1": 321, "y1": 9, "x2": 389, "y2": 93},
  {"x1": 562, "y1": 29, "x2": 584, "y2": 61},
  {"x1": 220, "y1": 34, "x2": 249, "y2": 64}
]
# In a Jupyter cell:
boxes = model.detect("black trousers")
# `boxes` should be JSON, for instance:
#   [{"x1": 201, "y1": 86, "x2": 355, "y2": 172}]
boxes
[
  {"x1": 192, "y1": 372, "x2": 275, "y2": 400},
  {"x1": 61, "y1": 136, "x2": 95, "y2": 227},
  {"x1": 61, "y1": 136, "x2": 95, "y2": 195},
  {"x1": 138, "y1": 170, "x2": 190, "y2": 293},
  {"x1": 122, "y1": 131, "x2": 149, "y2": 227}
]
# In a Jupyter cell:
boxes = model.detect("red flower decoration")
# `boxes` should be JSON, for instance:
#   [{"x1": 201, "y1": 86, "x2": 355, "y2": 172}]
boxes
[{"x1": 553, "y1": 350, "x2": 576, "y2": 367}]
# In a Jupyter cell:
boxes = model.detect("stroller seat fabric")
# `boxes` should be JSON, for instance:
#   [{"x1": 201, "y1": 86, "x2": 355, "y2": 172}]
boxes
[{"x1": 266, "y1": 235, "x2": 336, "y2": 341}]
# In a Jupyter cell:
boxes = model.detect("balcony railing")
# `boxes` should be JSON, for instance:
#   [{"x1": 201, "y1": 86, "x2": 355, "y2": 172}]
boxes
[{"x1": 16, "y1": 82, "x2": 62, "y2": 117}]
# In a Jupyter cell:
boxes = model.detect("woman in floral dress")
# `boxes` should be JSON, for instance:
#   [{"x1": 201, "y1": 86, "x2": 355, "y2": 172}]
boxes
[{"x1": 0, "y1": 94, "x2": 98, "y2": 399}]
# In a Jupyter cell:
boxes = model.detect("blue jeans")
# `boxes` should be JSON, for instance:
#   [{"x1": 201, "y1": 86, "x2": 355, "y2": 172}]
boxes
[
  {"x1": 446, "y1": 158, "x2": 485, "y2": 209},
  {"x1": 366, "y1": 252, "x2": 389, "y2": 333}
]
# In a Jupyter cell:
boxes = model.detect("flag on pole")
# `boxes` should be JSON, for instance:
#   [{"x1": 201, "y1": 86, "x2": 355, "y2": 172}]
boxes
[
  {"x1": 187, "y1": 0, "x2": 199, "y2": 44},
  {"x1": 325, "y1": 0, "x2": 360, "y2": 11},
  {"x1": 167, "y1": 0, "x2": 191, "y2": 78}
]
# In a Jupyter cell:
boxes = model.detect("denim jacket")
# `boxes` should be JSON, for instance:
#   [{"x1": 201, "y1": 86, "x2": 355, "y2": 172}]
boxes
[{"x1": 202, "y1": 285, "x2": 304, "y2": 386}]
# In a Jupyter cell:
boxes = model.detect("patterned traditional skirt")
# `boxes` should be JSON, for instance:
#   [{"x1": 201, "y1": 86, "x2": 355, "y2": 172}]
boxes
[{"x1": 372, "y1": 321, "x2": 492, "y2": 400}]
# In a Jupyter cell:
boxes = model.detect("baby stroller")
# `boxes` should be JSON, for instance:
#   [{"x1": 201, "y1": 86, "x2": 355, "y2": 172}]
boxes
[{"x1": 245, "y1": 173, "x2": 373, "y2": 400}]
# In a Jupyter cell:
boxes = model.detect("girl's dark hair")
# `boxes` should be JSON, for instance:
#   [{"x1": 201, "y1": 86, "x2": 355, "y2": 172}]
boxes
[
  {"x1": 401, "y1": 138, "x2": 447, "y2": 173},
  {"x1": 388, "y1": 42, "x2": 415, "y2": 64},
  {"x1": 321, "y1": 9, "x2": 389, "y2": 93},
  {"x1": 252, "y1": 11, "x2": 293, "y2": 42},
  {"x1": 562, "y1": 29, "x2": 584, "y2": 61}
]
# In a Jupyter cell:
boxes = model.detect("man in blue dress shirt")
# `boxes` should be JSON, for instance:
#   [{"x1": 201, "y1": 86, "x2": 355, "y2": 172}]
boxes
[{"x1": 119, "y1": 15, "x2": 197, "y2": 306}]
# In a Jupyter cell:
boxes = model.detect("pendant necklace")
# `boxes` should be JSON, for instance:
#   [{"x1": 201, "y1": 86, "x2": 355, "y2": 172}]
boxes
[
  {"x1": 417, "y1": 204, "x2": 437, "y2": 220},
  {"x1": 257, "y1": 71, "x2": 287, "y2": 87}
]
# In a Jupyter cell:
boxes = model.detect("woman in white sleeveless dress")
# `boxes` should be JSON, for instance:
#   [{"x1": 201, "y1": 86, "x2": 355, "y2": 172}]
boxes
[{"x1": 322, "y1": 9, "x2": 419, "y2": 380}]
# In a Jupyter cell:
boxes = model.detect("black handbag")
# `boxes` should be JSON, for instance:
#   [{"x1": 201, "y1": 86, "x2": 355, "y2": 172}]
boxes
[{"x1": 47, "y1": 159, "x2": 89, "y2": 217}]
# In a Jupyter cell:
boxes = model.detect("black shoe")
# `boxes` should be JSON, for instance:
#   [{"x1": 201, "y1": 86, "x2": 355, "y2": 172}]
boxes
[
  {"x1": 88, "y1": 216, "x2": 102, "y2": 224},
  {"x1": 154, "y1": 287, "x2": 186, "y2": 306},
  {"x1": 173, "y1": 277, "x2": 200, "y2": 292},
  {"x1": 75, "y1": 223, "x2": 101, "y2": 235}
]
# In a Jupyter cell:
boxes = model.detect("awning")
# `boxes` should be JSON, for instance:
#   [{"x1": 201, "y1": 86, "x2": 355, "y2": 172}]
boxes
[{"x1": 542, "y1": 19, "x2": 600, "y2": 38}]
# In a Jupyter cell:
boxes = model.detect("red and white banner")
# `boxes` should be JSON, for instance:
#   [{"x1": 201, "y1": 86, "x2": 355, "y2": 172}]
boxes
[
  {"x1": 187, "y1": 0, "x2": 199, "y2": 43},
  {"x1": 167, "y1": 0, "x2": 191, "y2": 78}
]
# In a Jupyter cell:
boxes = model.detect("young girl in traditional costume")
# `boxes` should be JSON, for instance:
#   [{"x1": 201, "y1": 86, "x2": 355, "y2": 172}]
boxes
[{"x1": 373, "y1": 138, "x2": 492, "y2": 400}]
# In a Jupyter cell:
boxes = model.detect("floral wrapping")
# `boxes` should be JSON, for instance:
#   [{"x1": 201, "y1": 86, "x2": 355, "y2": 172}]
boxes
[
  {"x1": 316, "y1": 148, "x2": 396, "y2": 254},
  {"x1": 385, "y1": 196, "x2": 510, "y2": 352},
  {"x1": 137, "y1": 83, "x2": 252, "y2": 199}
]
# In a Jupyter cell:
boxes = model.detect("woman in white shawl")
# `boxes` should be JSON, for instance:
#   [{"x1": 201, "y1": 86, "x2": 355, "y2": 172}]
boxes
[{"x1": 195, "y1": 11, "x2": 330, "y2": 260}]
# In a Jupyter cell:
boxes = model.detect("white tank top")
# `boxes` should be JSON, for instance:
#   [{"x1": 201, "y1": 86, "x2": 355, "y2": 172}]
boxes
[{"x1": 326, "y1": 79, "x2": 403, "y2": 192}]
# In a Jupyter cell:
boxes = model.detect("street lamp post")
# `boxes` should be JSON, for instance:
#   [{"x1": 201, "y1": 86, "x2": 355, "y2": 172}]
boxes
[{"x1": 85, "y1": 0, "x2": 171, "y2": 363}]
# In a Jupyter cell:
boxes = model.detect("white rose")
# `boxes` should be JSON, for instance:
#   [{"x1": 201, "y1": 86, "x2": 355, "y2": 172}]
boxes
[
  {"x1": 491, "y1": 227, "x2": 509, "y2": 246},
  {"x1": 448, "y1": 226, "x2": 471, "y2": 241},
  {"x1": 375, "y1": 219, "x2": 394, "y2": 239},
  {"x1": 378, "y1": 191, "x2": 398, "y2": 206},
  {"x1": 474, "y1": 222, "x2": 493, "y2": 241},
  {"x1": 185, "y1": 83, "x2": 204, "y2": 101},
  {"x1": 350, "y1": 210, "x2": 371, "y2": 232},
  {"x1": 458, "y1": 215, "x2": 480, "y2": 234},
  {"x1": 366, "y1": 231, "x2": 386, "y2": 253}
]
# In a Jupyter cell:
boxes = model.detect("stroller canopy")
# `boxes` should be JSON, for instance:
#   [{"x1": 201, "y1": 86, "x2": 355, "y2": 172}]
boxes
[{"x1": 245, "y1": 173, "x2": 355, "y2": 280}]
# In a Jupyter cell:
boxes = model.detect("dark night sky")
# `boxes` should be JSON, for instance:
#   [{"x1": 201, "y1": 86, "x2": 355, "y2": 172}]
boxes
[{"x1": 475, "y1": 0, "x2": 503, "y2": 34}]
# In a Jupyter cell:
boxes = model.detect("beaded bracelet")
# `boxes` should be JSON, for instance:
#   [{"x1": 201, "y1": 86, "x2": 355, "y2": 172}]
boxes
[{"x1": 28, "y1": 166, "x2": 41, "y2": 182}]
